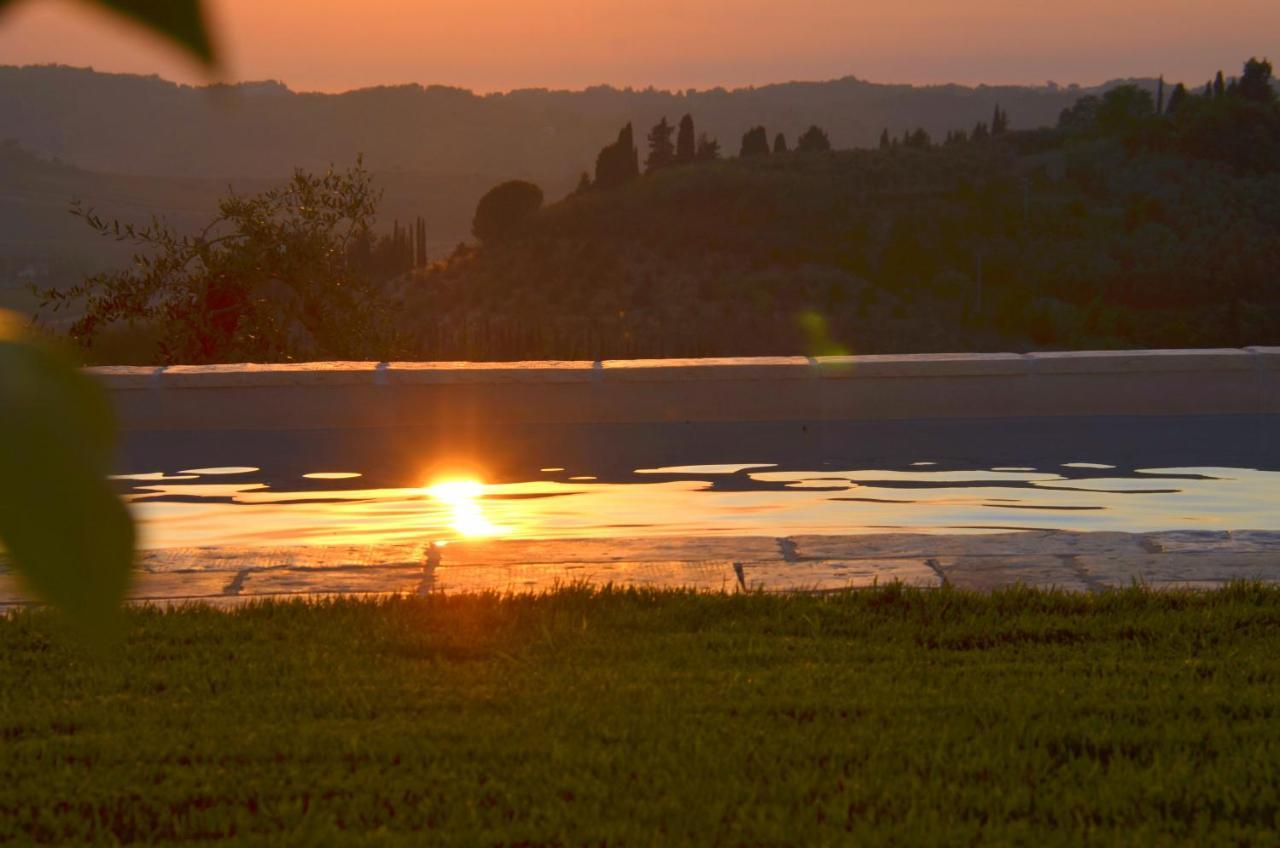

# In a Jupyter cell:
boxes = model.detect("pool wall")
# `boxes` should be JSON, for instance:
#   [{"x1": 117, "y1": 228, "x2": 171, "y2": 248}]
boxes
[{"x1": 92, "y1": 348, "x2": 1280, "y2": 431}]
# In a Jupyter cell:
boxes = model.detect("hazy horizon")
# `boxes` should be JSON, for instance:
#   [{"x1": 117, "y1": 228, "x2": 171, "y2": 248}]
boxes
[
  {"x1": 0, "y1": 0, "x2": 1275, "y2": 95},
  {"x1": 0, "y1": 60, "x2": 1163, "y2": 97}
]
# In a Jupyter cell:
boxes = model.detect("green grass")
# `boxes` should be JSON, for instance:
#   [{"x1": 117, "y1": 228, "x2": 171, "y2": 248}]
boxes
[{"x1": 3, "y1": 585, "x2": 1280, "y2": 845}]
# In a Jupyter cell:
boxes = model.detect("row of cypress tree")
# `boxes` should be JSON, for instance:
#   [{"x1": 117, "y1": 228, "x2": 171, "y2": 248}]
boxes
[{"x1": 589, "y1": 114, "x2": 832, "y2": 191}]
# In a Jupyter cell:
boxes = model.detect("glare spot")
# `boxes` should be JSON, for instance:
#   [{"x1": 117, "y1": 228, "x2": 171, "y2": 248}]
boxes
[
  {"x1": 427, "y1": 478, "x2": 502, "y2": 538},
  {"x1": 635, "y1": 463, "x2": 776, "y2": 475},
  {"x1": 111, "y1": 472, "x2": 199, "y2": 481}
]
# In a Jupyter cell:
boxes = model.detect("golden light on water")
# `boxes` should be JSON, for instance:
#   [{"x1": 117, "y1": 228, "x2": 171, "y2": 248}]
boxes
[{"x1": 426, "y1": 478, "x2": 504, "y2": 538}]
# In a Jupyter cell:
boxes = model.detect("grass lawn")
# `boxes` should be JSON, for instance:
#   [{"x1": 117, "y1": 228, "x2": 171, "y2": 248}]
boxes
[{"x1": 2, "y1": 584, "x2": 1279, "y2": 845}]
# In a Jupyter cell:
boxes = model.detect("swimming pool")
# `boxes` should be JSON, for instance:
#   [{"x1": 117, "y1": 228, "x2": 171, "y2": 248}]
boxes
[{"x1": 115, "y1": 415, "x2": 1280, "y2": 550}]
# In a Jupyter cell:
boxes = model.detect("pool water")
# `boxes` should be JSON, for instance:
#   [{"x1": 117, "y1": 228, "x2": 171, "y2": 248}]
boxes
[{"x1": 114, "y1": 417, "x2": 1280, "y2": 550}]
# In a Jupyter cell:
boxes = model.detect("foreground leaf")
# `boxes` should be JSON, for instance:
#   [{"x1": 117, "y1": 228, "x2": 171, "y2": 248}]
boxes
[
  {"x1": 0, "y1": 312, "x2": 134, "y2": 635},
  {"x1": 0, "y1": 0, "x2": 214, "y2": 64}
]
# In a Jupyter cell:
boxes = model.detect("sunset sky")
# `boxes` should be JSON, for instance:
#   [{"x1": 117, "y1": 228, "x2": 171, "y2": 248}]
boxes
[{"x1": 0, "y1": 0, "x2": 1276, "y2": 93}]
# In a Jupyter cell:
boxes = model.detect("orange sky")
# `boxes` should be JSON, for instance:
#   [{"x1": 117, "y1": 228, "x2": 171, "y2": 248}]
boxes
[{"x1": 0, "y1": 0, "x2": 1275, "y2": 92}]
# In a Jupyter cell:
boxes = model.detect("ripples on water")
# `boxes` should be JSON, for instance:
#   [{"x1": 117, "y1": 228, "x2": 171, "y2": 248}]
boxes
[{"x1": 114, "y1": 461, "x2": 1280, "y2": 550}]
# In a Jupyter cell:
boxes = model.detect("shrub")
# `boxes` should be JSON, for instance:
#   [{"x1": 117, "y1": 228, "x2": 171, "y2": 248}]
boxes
[{"x1": 472, "y1": 180, "x2": 545, "y2": 243}]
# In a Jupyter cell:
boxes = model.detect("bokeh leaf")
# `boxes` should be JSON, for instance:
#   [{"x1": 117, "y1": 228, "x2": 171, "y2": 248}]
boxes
[
  {"x1": 0, "y1": 0, "x2": 214, "y2": 65},
  {"x1": 0, "y1": 312, "x2": 135, "y2": 636}
]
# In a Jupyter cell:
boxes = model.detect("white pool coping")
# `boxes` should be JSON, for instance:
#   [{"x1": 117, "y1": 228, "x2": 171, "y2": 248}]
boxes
[{"x1": 90, "y1": 348, "x2": 1280, "y2": 431}]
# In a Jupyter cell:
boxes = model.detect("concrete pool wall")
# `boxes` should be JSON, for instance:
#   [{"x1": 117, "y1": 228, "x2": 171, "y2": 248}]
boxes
[{"x1": 92, "y1": 348, "x2": 1280, "y2": 431}]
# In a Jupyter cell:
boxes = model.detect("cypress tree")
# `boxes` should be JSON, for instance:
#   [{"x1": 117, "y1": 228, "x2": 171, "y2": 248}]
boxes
[
  {"x1": 675, "y1": 114, "x2": 696, "y2": 163},
  {"x1": 1214, "y1": 70, "x2": 1226, "y2": 98},
  {"x1": 594, "y1": 123, "x2": 640, "y2": 189},
  {"x1": 695, "y1": 133, "x2": 721, "y2": 161},
  {"x1": 773, "y1": 132, "x2": 789, "y2": 154},
  {"x1": 1156, "y1": 75, "x2": 1165, "y2": 115},
  {"x1": 879, "y1": 128, "x2": 891, "y2": 149},
  {"x1": 739, "y1": 126, "x2": 770, "y2": 157},
  {"x1": 618, "y1": 124, "x2": 640, "y2": 181},
  {"x1": 992, "y1": 104, "x2": 1009, "y2": 134},
  {"x1": 645, "y1": 117, "x2": 676, "y2": 172},
  {"x1": 1165, "y1": 82, "x2": 1188, "y2": 114}
]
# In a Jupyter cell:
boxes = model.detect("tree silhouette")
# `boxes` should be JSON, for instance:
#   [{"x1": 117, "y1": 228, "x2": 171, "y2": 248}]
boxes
[
  {"x1": 1156, "y1": 75, "x2": 1165, "y2": 115},
  {"x1": 906, "y1": 127, "x2": 931, "y2": 148},
  {"x1": 1096, "y1": 85, "x2": 1154, "y2": 135},
  {"x1": 773, "y1": 132, "x2": 789, "y2": 154},
  {"x1": 739, "y1": 126, "x2": 770, "y2": 157},
  {"x1": 796, "y1": 125, "x2": 831, "y2": 152},
  {"x1": 645, "y1": 117, "x2": 676, "y2": 172},
  {"x1": 675, "y1": 114, "x2": 696, "y2": 164},
  {"x1": 695, "y1": 133, "x2": 721, "y2": 161},
  {"x1": 1238, "y1": 57, "x2": 1276, "y2": 103},
  {"x1": 1165, "y1": 83, "x2": 1189, "y2": 115},
  {"x1": 594, "y1": 123, "x2": 640, "y2": 189},
  {"x1": 472, "y1": 180, "x2": 543, "y2": 243},
  {"x1": 45, "y1": 161, "x2": 389, "y2": 362},
  {"x1": 1214, "y1": 71, "x2": 1226, "y2": 98},
  {"x1": 1058, "y1": 95, "x2": 1099, "y2": 133},
  {"x1": 992, "y1": 104, "x2": 1009, "y2": 134},
  {"x1": 879, "y1": 128, "x2": 891, "y2": 149},
  {"x1": 972, "y1": 121, "x2": 989, "y2": 141}
]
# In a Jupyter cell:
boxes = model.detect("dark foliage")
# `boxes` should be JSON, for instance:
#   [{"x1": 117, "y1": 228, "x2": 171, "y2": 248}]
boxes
[
  {"x1": 796, "y1": 125, "x2": 832, "y2": 152},
  {"x1": 394, "y1": 76, "x2": 1280, "y2": 361},
  {"x1": 739, "y1": 126, "x2": 770, "y2": 157},
  {"x1": 645, "y1": 117, "x2": 676, "y2": 172},
  {"x1": 695, "y1": 133, "x2": 721, "y2": 161},
  {"x1": 472, "y1": 180, "x2": 544, "y2": 243},
  {"x1": 1239, "y1": 57, "x2": 1276, "y2": 103},
  {"x1": 675, "y1": 114, "x2": 697, "y2": 164},
  {"x1": 992, "y1": 104, "x2": 1010, "y2": 134},
  {"x1": 594, "y1": 123, "x2": 640, "y2": 189},
  {"x1": 41, "y1": 161, "x2": 400, "y2": 363}
]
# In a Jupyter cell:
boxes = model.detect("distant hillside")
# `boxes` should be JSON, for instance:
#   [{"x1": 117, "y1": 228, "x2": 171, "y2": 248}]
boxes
[
  {"x1": 390, "y1": 89, "x2": 1280, "y2": 360},
  {"x1": 1, "y1": 65, "x2": 1150, "y2": 308},
  {"x1": 24, "y1": 64, "x2": 1279, "y2": 365},
  {"x1": 2, "y1": 65, "x2": 1137, "y2": 181}
]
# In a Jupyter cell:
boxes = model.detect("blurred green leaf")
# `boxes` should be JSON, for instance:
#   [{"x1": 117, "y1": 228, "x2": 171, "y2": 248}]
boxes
[
  {"x1": 0, "y1": 312, "x2": 135, "y2": 636},
  {"x1": 796, "y1": 309, "x2": 850, "y2": 358},
  {"x1": 0, "y1": 0, "x2": 214, "y2": 65}
]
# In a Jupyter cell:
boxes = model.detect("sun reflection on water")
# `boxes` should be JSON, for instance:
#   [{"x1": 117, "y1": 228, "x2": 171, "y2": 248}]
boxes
[
  {"x1": 427, "y1": 478, "x2": 504, "y2": 538},
  {"x1": 117, "y1": 460, "x2": 1280, "y2": 552}
]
